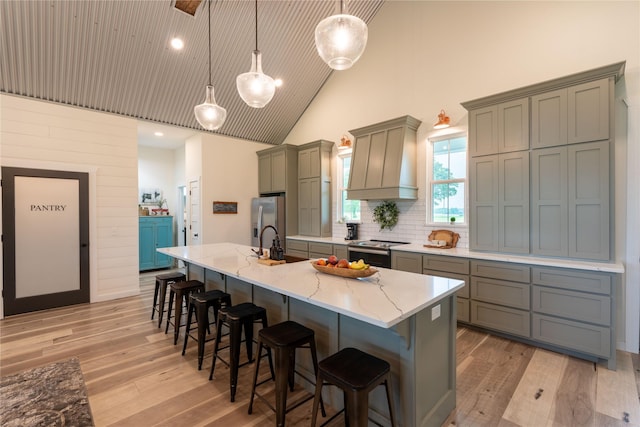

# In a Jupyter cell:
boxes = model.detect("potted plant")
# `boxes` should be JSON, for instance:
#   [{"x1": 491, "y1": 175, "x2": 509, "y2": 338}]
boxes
[
  {"x1": 151, "y1": 198, "x2": 168, "y2": 215},
  {"x1": 450, "y1": 216, "x2": 456, "y2": 225}
]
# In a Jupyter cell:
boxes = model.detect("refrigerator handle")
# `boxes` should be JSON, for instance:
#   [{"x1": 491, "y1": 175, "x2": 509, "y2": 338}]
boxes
[{"x1": 257, "y1": 205, "x2": 263, "y2": 236}]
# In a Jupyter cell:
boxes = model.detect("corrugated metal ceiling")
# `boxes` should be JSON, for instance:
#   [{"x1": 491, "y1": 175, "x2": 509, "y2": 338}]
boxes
[{"x1": 0, "y1": 0, "x2": 384, "y2": 145}]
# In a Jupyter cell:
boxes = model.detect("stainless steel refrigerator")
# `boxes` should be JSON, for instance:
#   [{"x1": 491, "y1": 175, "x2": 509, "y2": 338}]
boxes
[{"x1": 251, "y1": 196, "x2": 286, "y2": 251}]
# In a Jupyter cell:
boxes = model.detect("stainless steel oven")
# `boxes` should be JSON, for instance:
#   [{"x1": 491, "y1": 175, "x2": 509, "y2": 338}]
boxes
[{"x1": 347, "y1": 240, "x2": 409, "y2": 269}]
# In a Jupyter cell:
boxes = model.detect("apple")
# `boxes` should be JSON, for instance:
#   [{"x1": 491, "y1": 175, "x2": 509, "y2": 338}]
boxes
[
  {"x1": 337, "y1": 259, "x2": 349, "y2": 268},
  {"x1": 327, "y1": 255, "x2": 338, "y2": 265},
  {"x1": 317, "y1": 259, "x2": 327, "y2": 266}
]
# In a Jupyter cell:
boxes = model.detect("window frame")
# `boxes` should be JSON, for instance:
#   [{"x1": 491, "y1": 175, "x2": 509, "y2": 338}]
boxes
[
  {"x1": 426, "y1": 131, "x2": 468, "y2": 225},
  {"x1": 336, "y1": 148, "x2": 361, "y2": 223}
]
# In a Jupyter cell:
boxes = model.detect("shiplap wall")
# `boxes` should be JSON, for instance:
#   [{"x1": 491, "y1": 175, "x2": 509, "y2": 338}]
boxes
[{"x1": 0, "y1": 94, "x2": 140, "y2": 317}]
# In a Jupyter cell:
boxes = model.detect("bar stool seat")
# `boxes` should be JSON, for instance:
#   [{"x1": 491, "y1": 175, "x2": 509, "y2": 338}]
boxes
[
  {"x1": 209, "y1": 302, "x2": 270, "y2": 402},
  {"x1": 311, "y1": 347, "x2": 395, "y2": 427},
  {"x1": 182, "y1": 289, "x2": 232, "y2": 370},
  {"x1": 248, "y1": 320, "x2": 326, "y2": 427},
  {"x1": 152, "y1": 272, "x2": 185, "y2": 328},
  {"x1": 165, "y1": 280, "x2": 205, "y2": 345}
]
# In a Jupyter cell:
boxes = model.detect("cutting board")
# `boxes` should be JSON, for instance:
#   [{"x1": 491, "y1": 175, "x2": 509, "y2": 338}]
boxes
[
  {"x1": 424, "y1": 229, "x2": 460, "y2": 249},
  {"x1": 257, "y1": 258, "x2": 286, "y2": 266}
]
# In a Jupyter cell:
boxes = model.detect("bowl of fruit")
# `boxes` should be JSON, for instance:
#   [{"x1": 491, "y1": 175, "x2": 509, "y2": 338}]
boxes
[{"x1": 310, "y1": 255, "x2": 378, "y2": 278}]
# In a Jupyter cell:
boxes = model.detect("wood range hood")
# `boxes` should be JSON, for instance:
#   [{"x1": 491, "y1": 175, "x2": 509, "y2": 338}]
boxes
[{"x1": 346, "y1": 115, "x2": 422, "y2": 200}]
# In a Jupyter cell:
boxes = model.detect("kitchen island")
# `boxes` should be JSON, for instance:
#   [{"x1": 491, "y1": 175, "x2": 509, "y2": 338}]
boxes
[{"x1": 159, "y1": 243, "x2": 464, "y2": 427}]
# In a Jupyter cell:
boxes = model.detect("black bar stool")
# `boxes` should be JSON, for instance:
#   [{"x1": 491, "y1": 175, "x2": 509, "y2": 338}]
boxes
[
  {"x1": 248, "y1": 320, "x2": 326, "y2": 427},
  {"x1": 152, "y1": 272, "x2": 186, "y2": 327},
  {"x1": 311, "y1": 347, "x2": 395, "y2": 427},
  {"x1": 165, "y1": 280, "x2": 205, "y2": 345},
  {"x1": 182, "y1": 289, "x2": 232, "y2": 370},
  {"x1": 209, "y1": 302, "x2": 271, "y2": 402}
]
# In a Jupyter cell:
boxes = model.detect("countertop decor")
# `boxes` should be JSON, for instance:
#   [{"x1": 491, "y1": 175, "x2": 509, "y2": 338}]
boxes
[
  {"x1": 310, "y1": 260, "x2": 378, "y2": 278},
  {"x1": 372, "y1": 200, "x2": 399, "y2": 230}
]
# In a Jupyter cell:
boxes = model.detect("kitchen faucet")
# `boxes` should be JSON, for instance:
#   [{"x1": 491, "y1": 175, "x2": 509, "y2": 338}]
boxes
[{"x1": 251, "y1": 225, "x2": 280, "y2": 258}]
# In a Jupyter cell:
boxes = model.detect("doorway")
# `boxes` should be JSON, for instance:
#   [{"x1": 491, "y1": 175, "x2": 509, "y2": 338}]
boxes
[{"x1": 1, "y1": 167, "x2": 90, "y2": 315}]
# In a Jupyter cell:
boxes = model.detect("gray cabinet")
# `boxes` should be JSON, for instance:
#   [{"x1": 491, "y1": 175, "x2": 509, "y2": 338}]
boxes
[
  {"x1": 257, "y1": 144, "x2": 299, "y2": 236},
  {"x1": 532, "y1": 141, "x2": 609, "y2": 260},
  {"x1": 347, "y1": 115, "x2": 421, "y2": 200},
  {"x1": 469, "y1": 260, "x2": 531, "y2": 338},
  {"x1": 469, "y1": 98, "x2": 529, "y2": 157},
  {"x1": 298, "y1": 140, "x2": 333, "y2": 237},
  {"x1": 308, "y1": 241, "x2": 333, "y2": 259},
  {"x1": 532, "y1": 78, "x2": 610, "y2": 149},
  {"x1": 464, "y1": 64, "x2": 621, "y2": 262},
  {"x1": 423, "y1": 255, "x2": 470, "y2": 323},
  {"x1": 286, "y1": 239, "x2": 308, "y2": 258},
  {"x1": 333, "y1": 244, "x2": 348, "y2": 261},
  {"x1": 531, "y1": 267, "x2": 614, "y2": 362},
  {"x1": 470, "y1": 151, "x2": 529, "y2": 253},
  {"x1": 391, "y1": 251, "x2": 422, "y2": 274}
]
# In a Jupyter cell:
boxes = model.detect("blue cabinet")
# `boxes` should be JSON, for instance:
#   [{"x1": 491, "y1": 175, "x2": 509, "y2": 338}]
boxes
[{"x1": 139, "y1": 216, "x2": 173, "y2": 271}]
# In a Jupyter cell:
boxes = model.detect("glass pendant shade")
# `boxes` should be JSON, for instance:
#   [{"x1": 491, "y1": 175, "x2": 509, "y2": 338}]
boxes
[
  {"x1": 236, "y1": 50, "x2": 276, "y2": 108},
  {"x1": 194, "y1": 85, "x2": 227, "y2": 130},
  {"x1": 315, "y1": 13, "x2": 368, "y2": 70}
]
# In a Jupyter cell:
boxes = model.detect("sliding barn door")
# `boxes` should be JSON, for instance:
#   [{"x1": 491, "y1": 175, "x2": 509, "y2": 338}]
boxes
[{"x1": 2, "y1": 167, "x2": 90, "y2": 315}]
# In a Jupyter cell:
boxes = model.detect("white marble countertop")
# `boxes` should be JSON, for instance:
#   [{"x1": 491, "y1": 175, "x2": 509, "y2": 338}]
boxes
[
  {"x1": 394, "y1": 244, "x2": 625, "y2": 273},
  {"x1": 158, "y1": 243, "x2": 464, "y2": 329}
]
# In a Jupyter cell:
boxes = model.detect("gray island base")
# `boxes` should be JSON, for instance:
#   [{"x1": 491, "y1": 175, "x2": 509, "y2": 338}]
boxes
[{"x1": 159, "y1": 243, "x2": 464, "y2": 427}]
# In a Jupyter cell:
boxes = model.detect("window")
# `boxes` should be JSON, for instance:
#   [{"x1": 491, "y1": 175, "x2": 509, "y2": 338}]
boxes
[
  {"x1": 338, "y1": 150, "x2": 361, "y2": 222},
  {"x1": 428, "y1": 134, "x2": 467, "y2": 224}
]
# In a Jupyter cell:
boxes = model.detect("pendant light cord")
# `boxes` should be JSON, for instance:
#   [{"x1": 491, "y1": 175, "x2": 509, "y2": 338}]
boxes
[
  {"x1": 254, "y1": 0, "x2": 258, "y2": 51},
  {"x1": 207, "y1": 0, "x2": 212, "y2": 85}
]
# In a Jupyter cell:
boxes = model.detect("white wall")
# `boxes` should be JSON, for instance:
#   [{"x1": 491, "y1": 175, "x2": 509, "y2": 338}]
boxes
[
  {"x1": 185, "y1": 133, "x2": 266, "y2": 246},
  {"x1": 138, "y1": 145, "x2": 177, "y2": 216},
  {"x1": 0, "y1": 95, "x2": 140, "y2": 316},
  {"x1": 283, "y1": 1, "x2": 640, "y2": 352}
]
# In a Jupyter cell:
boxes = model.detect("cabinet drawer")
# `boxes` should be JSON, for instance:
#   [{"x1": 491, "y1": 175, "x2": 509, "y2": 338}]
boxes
[
  {"x1": 471, "y1": 277, "x2": 530, "y2": 310},
  {"x1": 532, "y1": 313, "x2": 610, "y2": 358},
  {"x1": 532, "y1": 267, "x2": 611, "y2": 295},
  {"x1": 471, "y1": 301, "x2": 530, "y2": 338},
  {"x1": 423, "y1": 255, "x2": 470, "y2": 275},
  {"x1": 392, "y1": 252, "x2": 422, "y2": 273},
  {"x1": 457, "y1": 297, "x2": 470, "y2": 323},
  {"x1": 309, "y1": 252, "x2": 331, "y2": 260},
  {"x1": 471, "y1": 260, "x2": 530, "y2": 283},
  {"x1": 424, "y1": 270, "x2": 469, "y2": 298},
  {"x1": 286, "y1": 249, "x2": 308, "y2": 259},
  {"x1": 309, "y1": 242, "x2": 333, "y2": 255},
  {"x1": 333, "y1": 245, "x2": 348, "y2": 261},
  {"x1": 532, "y1": 285, "x2": 610, "y2": 326},
  {"x1": 286, "y1": 240, "x2": 309, "y2": 252}
]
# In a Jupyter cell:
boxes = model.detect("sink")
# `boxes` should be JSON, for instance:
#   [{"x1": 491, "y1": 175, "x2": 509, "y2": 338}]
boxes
[{"x1": 283, "y1": 254, "x2": 308, "y2": 264}]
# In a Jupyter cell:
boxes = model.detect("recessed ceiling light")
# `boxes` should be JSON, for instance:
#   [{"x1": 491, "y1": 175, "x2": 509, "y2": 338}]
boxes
[
  {"x1": 274, "y1": 79, "x2": 283, "y2": 87},
  {"x1": 154, "y1": 131, "x2": 164, "y2": 137},
  {"x1": 170, "y1": 38, "x2": 184, "y2": 50}
]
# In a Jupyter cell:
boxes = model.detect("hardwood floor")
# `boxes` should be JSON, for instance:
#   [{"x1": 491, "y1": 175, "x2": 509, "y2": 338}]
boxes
[{"x1": 1, "y1": 271, "x2": 638, "y2": 426}]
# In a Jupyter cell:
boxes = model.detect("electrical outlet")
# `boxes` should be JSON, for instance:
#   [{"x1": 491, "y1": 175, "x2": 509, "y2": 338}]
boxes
[{"x1": 431, "y1": 304, "x2": 441, "y2": 321}]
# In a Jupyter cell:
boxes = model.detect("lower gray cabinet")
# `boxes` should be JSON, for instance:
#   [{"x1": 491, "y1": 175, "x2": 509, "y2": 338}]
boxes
[
  {"x1": 422, "y1": 254, "x2": 470, "y2": 323},
  {"x1": 391, "y1": 251, "x2": 422, "y2": 274},
  {"x1": 531, "y1": 266, "x2": 614, "y2": 362},
  {"x1": 286, "y1": 239, "x2": 309, "y2": 258},
  {"x1": 309, "y1": 242, "x2": 332, "y2": 259},
  {"x1": 333, "y1": 244, "x2": 348, "y2": 261},
  {"x1": 471, "y1": 301, "x2": 531, "y2": 338}
]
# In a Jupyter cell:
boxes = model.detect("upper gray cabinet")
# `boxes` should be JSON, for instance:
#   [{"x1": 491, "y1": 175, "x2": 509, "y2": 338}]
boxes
[
  {"x1": 298, "y1": 140, "x2": 333, "y2": 237},
  {"x1": 347, "y1": 115, "x2": 421, "y2": 200},
  {"x1": 258, "y1": 145, "x2": 298, "y2": 195},
  {"x1": 464, "y1": 61, "x2": 624, "y2": 261},
  {"x1": 469, "y1": 98, "x2": 529, "y2": 157},
  {"x1": 532, "y1": 78, "x2": 610, "y2": 149}
]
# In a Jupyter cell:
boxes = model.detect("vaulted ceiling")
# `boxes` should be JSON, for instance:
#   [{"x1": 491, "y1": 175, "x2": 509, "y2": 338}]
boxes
[{"x1": 0, "y1": 0, "x2": 384, "y2": 145}]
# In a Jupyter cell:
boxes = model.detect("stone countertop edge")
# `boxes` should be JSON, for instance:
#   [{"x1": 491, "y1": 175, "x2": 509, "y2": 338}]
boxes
[
  {"x1": 393, "y1": 243, "x2": 625, "y2": 274},
  {"x1": 286, "y1": 235, "x2": 354, "y2": 245},
  {"x1": 158, "y1": 243, "x2": 465, "y2": 329}
]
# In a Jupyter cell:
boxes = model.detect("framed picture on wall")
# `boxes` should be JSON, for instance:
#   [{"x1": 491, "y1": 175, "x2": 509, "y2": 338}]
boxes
[
  {"x1": 139, "y1": 188, "x2": 163, "y2": 205},
  {"x1": 213, "y1": 201, "x2": 237, "y2": 214}
]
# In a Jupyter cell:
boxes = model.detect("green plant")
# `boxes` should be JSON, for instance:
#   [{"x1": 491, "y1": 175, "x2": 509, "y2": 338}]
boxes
[
  {"x1": 450, "y1": 216, "x2": 456, "y2": 223},
  {"x1": 157, "y1": 198, "x2": 166, "y2": 209},
  {"x1": 372, "y1": 201, "x2": 399, "y2": 231}
]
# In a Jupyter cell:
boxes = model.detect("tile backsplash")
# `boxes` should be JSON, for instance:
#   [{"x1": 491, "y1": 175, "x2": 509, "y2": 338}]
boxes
[{"x1": 332, "y1": 199, "x2": 469, "y2": 248}]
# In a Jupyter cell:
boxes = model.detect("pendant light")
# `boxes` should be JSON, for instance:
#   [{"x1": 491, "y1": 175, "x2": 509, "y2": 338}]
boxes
[
  {"x1": 236, "y1": 0, "x2": 276, "y2": 108},
  {"x1": 314, "y1": 0, "x2": 368, "y2": 71},
  {"x1": 194, "y1": 0, "x2": 227, "y2": 130}
]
